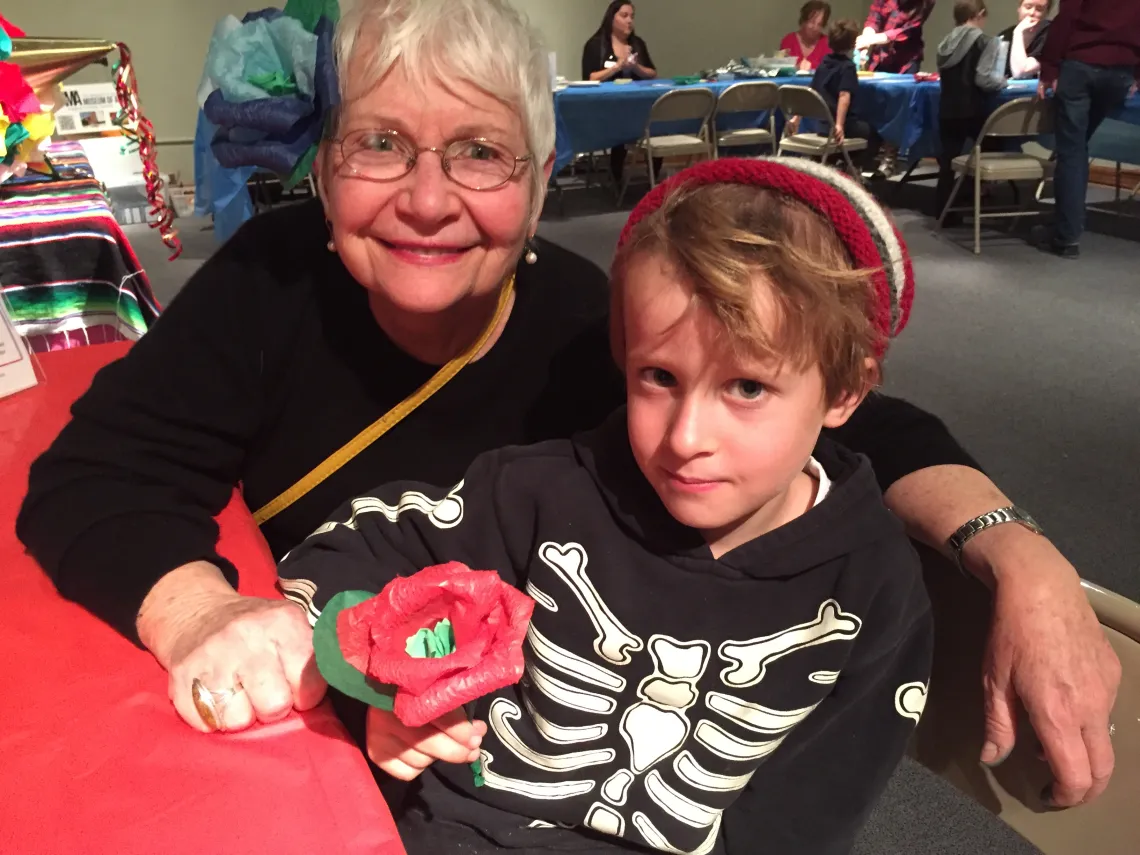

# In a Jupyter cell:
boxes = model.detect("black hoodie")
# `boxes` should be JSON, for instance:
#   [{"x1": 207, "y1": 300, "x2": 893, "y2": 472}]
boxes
[{"x1": 279, "y1": 409, "x2": 933, "y2": 855}]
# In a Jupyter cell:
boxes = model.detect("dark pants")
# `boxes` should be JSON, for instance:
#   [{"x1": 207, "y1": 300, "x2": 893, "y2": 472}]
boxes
[
  {"x1": 1052, "y1": 60, "x2": 1134, "y2": 246},
  {"x1": 845, "y1": 117, "x2": 882, "y2": 170},
  {"x1": 935, "y1": 116, "x2": 988, "y2": 217}
]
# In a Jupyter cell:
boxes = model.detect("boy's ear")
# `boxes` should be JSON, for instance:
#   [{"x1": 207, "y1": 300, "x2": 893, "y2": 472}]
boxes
[{"x1": 822, "y1": 358, "x2": 878, "y2": 429}]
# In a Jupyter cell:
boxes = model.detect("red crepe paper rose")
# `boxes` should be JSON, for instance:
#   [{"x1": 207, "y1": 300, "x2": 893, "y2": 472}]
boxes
[{"x1": 336, "y1": 562, "x2": 534, "y2": 728}]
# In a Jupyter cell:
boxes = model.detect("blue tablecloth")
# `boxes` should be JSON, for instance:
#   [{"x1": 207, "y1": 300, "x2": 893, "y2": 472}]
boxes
[{"x1": 553, "y1": 75, "x2": 1140, "y2": 172}]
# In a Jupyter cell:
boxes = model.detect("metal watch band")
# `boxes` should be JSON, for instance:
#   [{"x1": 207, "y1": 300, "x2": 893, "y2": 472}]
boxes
[{"x1": 948, "y1": 506, "x2": 1044, "y2": 571}]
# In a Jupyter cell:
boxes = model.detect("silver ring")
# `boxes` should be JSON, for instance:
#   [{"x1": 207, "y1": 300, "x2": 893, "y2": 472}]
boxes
[
  {"x1": 1109, "y1": 723, "x2": 1116, "y2": 739},
  {"x1": 191, "y1": 677, "x2": 243, "y2": 732}
]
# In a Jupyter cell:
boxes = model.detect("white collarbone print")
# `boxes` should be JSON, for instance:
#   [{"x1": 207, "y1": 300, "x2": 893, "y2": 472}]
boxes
[{"x1": 480, "y1": 541, "x2": 866, "y2": 855}]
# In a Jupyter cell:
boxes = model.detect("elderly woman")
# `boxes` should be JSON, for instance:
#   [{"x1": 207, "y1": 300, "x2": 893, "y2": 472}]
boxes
[
  {"x1": 780, "y1": 0, "x2": 833, "y2": 72},
  {"x1": 17, "y1": 0, "x2": 1118, "y2": 836}
]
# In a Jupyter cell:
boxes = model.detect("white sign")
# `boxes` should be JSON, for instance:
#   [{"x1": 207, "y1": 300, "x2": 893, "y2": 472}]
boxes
[
  {"x1": 0, "y1": 298, "x2": 38, "y2": 399},
  {"x1": 54, "y1": 83, "x2": 123, "y2": 137}
]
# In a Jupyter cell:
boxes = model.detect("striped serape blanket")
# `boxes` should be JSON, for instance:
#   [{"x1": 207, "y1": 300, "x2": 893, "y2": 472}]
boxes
[{"x1": 0, "y1": 141, "x2": 160, "y2": 353}]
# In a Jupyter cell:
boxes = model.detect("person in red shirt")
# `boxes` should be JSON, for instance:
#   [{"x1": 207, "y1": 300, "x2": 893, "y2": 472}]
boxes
[
  {"x1": 779, "y1": 1, "x2": 833, "y2": 71},
  {"x1": 1033, "y1": 0, "x2": 1140, "y2": 256},
  {"x1": 857, "y1": 0, "x2": 938, "y2": 74}
]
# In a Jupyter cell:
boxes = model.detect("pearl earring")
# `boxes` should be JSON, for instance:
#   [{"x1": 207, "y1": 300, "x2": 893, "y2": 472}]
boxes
[
  {"x1": 525, "y1": 241, "x2": 538, "y2": 265},
  {"x1": 327, "y1": 239, "x2": 336, "y2": 252}
]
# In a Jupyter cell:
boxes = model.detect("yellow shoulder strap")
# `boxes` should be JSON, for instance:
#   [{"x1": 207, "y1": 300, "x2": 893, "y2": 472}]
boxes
[{"x1": 251, "y1": 276, "x2": 516, "y2": 525}]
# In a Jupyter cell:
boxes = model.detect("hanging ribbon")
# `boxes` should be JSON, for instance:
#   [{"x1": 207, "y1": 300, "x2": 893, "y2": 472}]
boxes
[{"x1": 112, "y1": 43, "x2": 181, "y2": 260}]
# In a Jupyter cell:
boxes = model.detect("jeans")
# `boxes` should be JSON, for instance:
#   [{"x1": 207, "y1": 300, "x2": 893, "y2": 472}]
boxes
[{"x1": 1052, "y1": 60, "x2": 1135, "y2": 245}]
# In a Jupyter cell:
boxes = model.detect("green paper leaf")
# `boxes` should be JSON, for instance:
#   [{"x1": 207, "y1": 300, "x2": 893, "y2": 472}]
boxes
[
  {"x1": 283, "y1": 0, "x2": 341, "y2": 33},
  {"x1": 406, "y1": 618, "x2": 455, "y2": 659},
  {"x1": 313, "y1": 590, "x2": 396, "y2": 710},
  {"x1": 283, "y1": 143, "x2": 319, "y2": 190},
  {"x1": 247, "y1": 70, "x2": 300, "y2": 97}
]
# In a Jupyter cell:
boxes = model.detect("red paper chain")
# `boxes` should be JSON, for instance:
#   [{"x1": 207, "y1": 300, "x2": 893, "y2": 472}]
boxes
[{"x1": 112, "y1": 43, "x2": 182, "y2": 260}]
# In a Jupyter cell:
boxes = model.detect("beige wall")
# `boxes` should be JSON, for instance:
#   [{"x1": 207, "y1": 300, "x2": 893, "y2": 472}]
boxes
[
  {"x1": 7, "y1": 0, "x2": 1029, "y2": 184},
  {"x1": 633, "y1": 0, "x2": 870, "y2": 77},
  {"x1": 509, "y1": 0, "x2": 612, "y2": 80}
]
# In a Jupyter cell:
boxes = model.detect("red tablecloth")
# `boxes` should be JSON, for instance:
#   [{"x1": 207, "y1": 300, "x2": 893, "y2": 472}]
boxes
[{"x1": 0, "y1": 343, "x2": 404, "y2": 855}]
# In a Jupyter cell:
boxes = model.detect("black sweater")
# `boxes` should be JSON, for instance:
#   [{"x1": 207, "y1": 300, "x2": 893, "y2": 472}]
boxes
[
  {"x1": 277, "y1": 410, "x2": 933, "y2": 854},
  {"x1": 17, "y1": 199, "x2": 976, "y2": 645},
  {"x1": 582, "y1": 32, "x2": 656, "y2": 80}
]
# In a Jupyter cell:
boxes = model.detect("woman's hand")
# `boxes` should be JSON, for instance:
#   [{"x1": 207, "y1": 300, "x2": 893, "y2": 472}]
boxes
[
  {"x1": 366, "y1": 706, "x2": 487, "y2": 781},
  {"x1": 798, "y1": 58, "x2": 813, "y2": 72},
  {"x1": 968, "y1": 527, "x2": 1121, "y2": 806},
  {"x1": 883, "y1": 464, "x2": 1121, "y2": 805},
  {"x1": 138, "y1": 561, "x2": 327, "y2": 732}
]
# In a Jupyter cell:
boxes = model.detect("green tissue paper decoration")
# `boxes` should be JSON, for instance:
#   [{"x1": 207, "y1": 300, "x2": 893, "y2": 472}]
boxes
[
  {"x1": 283, "y1": 0, "x2": 341, "y2": 33},
  {"x1": 405, "y1": 618, "x2": 455, "y2": 658},
  {"x1": 312, "y1": 590, "x2": 398, "y2": 710},
  {"x1": 247, "y1": 70, "x2": 299, "y2": 96},
  {"x1": 403, "y1": 619, "x2": 485, "y2": 787}
]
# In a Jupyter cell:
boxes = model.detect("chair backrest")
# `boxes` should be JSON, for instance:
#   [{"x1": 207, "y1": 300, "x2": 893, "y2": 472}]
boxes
[
  {"x1": 646, "y1": 87, "x2": 717, "y2": 128},
  {"x1": 715, "y1": 81, "x2": 780, "y2": 116},
  {"x1": 980, "y1": 96, "x2": 1054, "y2": 138},
  {"x1": 1084, "y1": 581, "x2": 1140, "y2": 643},
  {"x1": 777, "y1": 84, "x2": 834, "y2": 125}
]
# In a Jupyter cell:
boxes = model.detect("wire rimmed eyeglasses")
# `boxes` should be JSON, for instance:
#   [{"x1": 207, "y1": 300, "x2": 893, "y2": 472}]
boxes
[{"x1": 333, "y1": 129, "x2": 534, "y2": 191}]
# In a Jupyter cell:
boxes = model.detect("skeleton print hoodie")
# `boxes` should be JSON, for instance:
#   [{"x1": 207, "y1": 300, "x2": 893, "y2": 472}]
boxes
[{"x1": 279, "y1": 409, "x2": 933, "y2": 855}]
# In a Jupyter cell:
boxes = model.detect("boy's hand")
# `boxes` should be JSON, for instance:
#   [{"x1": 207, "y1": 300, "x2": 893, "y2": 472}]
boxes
[
  {"x1": 834, "y1": 124, "x2": 846, "y2": 144},
  {"x1": 366, "y1": 706, "x2": 487, "y2": 781}
]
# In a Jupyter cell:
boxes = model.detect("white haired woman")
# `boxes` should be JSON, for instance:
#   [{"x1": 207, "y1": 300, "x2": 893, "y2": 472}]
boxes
[{"x1": 18, "y1": 0, "x2": 1119, "y2": 842}]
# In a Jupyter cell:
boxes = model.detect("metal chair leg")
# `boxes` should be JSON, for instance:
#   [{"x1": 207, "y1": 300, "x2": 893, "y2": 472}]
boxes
[
  {"x1": 973, "y1": 170, "x2": 983, "y2": 255},
  {"x1": 937, "y1": 171, "x2": 967, "y2": 229}
]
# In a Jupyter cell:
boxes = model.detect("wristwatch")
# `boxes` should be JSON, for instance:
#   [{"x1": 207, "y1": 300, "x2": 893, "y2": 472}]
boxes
[{"x1": 948, "y1": 506, "x2": 1044, "y2": 571}]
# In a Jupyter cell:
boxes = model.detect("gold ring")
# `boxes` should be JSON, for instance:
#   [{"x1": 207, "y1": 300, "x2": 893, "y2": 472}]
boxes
[{"x1": 191, "y1": 678, "x2": 242, "y2": 732}]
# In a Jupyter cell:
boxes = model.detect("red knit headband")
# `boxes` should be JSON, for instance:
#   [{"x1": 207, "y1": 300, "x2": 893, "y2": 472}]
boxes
[{"x1": 616, "y1": 158, "x2": 915, "y2": 357}]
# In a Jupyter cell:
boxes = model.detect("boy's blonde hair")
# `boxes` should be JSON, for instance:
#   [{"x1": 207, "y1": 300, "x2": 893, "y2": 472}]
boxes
[{"x1": 611, "y1": 183, "x2": 881, "y2": 405}]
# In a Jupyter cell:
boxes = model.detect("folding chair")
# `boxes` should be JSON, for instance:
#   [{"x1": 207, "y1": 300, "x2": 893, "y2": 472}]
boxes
[
  {"x1": 712, "y1": 81, "x2": 779, "y2": 158},
  {"x1": 913, "y1": 550, "x2": 1140, "y2": 855},
  {"x1": 936, "y1": 96, "x2": 1055, "y2": 254},
  {"x1": 619, "y1": 87, "x2": 717, "y2": 206},
  {"x1": 775, "y1": 85, "x2": 868, "y2": 180}
]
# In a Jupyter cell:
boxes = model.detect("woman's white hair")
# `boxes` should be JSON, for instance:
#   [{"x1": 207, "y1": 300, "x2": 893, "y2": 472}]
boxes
[{"x1": 336, "y1": 0, "x2": 555, "y2": 206}]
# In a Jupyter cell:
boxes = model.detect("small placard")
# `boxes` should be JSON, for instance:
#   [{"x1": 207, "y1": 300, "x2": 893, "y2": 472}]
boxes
[
  {"x1": 55, "y1": 82, "x2": 123, "y2": 137},
  {"x1": 0, "y1": 297, "x2": 38, "y2": 399}
]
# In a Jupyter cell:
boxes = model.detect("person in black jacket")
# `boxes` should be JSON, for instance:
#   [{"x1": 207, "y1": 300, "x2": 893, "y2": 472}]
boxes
[
  {"x1": 16, "y1": 0, "x2": 1122, "y2": 818},
  {"x1": 581, "y1": 1, "x2": 658, "y2": 182},
  {"x1": 934, "y1": 0, "x2": 1008, "y2": 224},
  {"x1": 809, "y1": 19, "x2": 883, "y2": 170},
  {"x1": 581, "y1": 1, "x2": 657, "y2": 83},
  {"x1": 279, "y1": 159, "x2": 932, "y2": 854}
]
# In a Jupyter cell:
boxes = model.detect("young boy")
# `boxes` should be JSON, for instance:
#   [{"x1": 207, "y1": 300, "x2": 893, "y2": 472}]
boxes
[
  {"x1": 279, "y1": 158, "x2": 932, "y2": 855},
  {"x1": 935, "y1": 0, "x2": 1008, "y2": 224},
  {"x1": 810, "y1": 18, "x2": 883, "y2": 169},
  {"x1": 857, "y1": 0, "x2": 937, "y2": 74}
]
